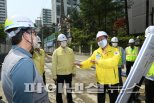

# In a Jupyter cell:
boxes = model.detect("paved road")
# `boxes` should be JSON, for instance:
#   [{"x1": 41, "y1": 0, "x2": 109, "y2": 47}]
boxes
[
  {"x1": 0, "y1": 54, "x2": 145, "y2": 103},
  {"x1": 43, "y1": 54, "x2": 146, "y2": 103}
]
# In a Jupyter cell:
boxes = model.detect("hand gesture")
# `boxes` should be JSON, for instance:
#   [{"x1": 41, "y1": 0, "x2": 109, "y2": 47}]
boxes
[
  {"x1": 90, "y1": 60, "x2": 98, "y2": 64},
  {"x1": 74, "y1": 62, "x2": 82, "y2": 67}
]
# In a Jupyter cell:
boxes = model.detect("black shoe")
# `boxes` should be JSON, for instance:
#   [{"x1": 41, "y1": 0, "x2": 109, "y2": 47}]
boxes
[{"x1": 0, "y1": 96, "x2": 2, "y2": 99}]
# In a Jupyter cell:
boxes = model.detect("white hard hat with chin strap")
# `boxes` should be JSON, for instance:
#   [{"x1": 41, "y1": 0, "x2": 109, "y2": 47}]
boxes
[
  {"x1": 4, "y1": 16, "x2": 38, "y2": 50},
  {"x1": 111, "y1": 37, "x2": 118, "y2": 47},
  {"x1": 4, "y1": 16, "x2": 36, "y2": 38},
  {"x1": 57, "y1": 34, "x2": 67, "y2": 41},
  {"x1": 96, "y1": 31, "x2": 108, "y2": 48},
  {"x1": 57, "y1": 34, "x2": 68, "y2": 48},
  {"x1": 111, "y1": 37, "x2": 118, "y2": 43}
]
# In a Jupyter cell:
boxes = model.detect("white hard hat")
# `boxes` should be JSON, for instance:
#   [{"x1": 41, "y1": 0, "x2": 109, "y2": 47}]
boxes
[
  {"x1": 136, "y1": 36, "x2": 139, "y2": 39},
  {"x1": 111, "y1": 37, "x2": 118, "y2": 43},
  {"x1": 57, "y1": 34, "x2": 67, "y2": 41},
  {"x1": 37, "y1": 36, "x2": 41, "y2": 43},
  {"x1": 4, "y1": 16, "x2": 35, "y2": 38},
  {"x1": 129, "y1": 38, "x2": 135, "y2": 43},
  {"x1": 145, "y1": 26, "x2": 154, "y2": 37},
  {"x1": 96, "y1": 31, "x2": 108, "y2": 38},
  {"x1": 4, "y1": 16, "x2": 35, "y2": 32}
]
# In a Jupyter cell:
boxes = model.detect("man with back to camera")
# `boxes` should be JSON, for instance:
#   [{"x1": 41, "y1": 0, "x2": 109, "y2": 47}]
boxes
[{"x1": 1, "y1": 16, "x2": 49, "y2": 103}]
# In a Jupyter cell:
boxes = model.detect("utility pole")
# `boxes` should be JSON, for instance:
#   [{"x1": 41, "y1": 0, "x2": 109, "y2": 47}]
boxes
[
  {"x1": 146, "y1": 0, "x2": 150, "y2": 27},
  {"x1": 60, "y1": 0, "x2": 65, "y2": 34},
  {"x1": 37, "y1": 17, "x2": 44, "y2": 48},
  {"x1": 125, "y1": 0, "x2": 130, "y2": 35},
  {"x1": 151, "y1": 7, "x2": 154, "y2": 25}
]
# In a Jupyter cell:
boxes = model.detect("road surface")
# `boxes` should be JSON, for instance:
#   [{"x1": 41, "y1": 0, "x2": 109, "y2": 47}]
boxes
[{"x1": 0, "y1": 54, "x2": 145, "y2": 103}]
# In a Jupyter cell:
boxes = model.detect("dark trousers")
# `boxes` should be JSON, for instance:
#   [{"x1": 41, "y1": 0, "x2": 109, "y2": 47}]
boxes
[
  {"x1": 118, "y1": 67, "x2": 123, "y2": 87},
  {"x1": 43, "y1": 72, "x2": 46, "y2": 85},
  {"x1": 126, "y1": 61, "x2": 134, "y2": 76},
  {"x1": 97, "y1": 83, "x2": 119, "y2": 103},
  {"x1": 56, "y1": 74, "x2": 73, "y2": 103},
  {"x1": 145, "y1": 78, "x2": 154, "y2": 103}
]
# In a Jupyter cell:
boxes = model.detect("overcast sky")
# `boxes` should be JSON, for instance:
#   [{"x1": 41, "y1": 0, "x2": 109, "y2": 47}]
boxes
[{"x1": 7, "y1": 0, "x2": 51, "y2": 22}]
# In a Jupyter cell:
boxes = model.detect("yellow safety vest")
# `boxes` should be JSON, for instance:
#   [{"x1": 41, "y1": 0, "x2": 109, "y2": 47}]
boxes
[
  {"x1": 126, "y1": 46, "x2": 138, "y2": 62},
  {"x1": 147, "y1": 63, "x2": 154, "y2": 77}
]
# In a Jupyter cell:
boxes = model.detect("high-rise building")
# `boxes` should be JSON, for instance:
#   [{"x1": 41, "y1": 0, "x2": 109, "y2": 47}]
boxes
[
  {"x1": 51, "y1": 0, "x2": 80, "y2": 24},
  {"x1": 35, "y1": 19, "x2": 42, "y2": 28},
  {"x1": 42, "y1": 8, "x2": 52, "y2": 27},
  {"x1": 128, "y1": 0, "x2": 154, "y2": 34},
  {"x1": 0, "y1": 0, "x2": 7, "y2": 24}
]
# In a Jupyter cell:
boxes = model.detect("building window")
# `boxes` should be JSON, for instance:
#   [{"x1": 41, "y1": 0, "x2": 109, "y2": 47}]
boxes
[
  {"x1": 0, "y1": 8, "x2": 5, "y2": 10},
  {"x1": 0, "y1": 3, "x2": 5, "y2": 7},
  {"x1": 0, "y1": 11, "x2": 5, "y2": 13},
  {"x1": 56, "y1": 5, "x2": 60, "y2": 16},
  {"x1": 0, "y1": 17, "x2": 5, "y2": 21},
  {"x1": 56, "y1": 0, "x2": 60, "y2": 3}
]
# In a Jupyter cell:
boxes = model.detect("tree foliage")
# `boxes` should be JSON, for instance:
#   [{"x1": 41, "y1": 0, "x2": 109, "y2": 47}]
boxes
[
  {"x1": 0, "y1": 24, "x2": 7, "y2": 43},
  {"x1": 38, "y1": 25, "x2": 52, "y2": 39},
  {"x1": 70, "y1": 0, "x2": 125, "y2": 49}
]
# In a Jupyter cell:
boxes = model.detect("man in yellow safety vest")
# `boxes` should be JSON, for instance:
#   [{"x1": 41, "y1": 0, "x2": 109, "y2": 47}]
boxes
[{"x1": 125, "y1": 38, "x2": 139, "y2": 76}]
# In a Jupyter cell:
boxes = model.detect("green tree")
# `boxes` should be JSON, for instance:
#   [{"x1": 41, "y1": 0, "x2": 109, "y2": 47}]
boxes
[
  {"x1": 40, "y1": 25, "x2": 52, "y2": 38},
  {"x1": 0, "y1": 24, "x2": 6, "y2": 43},
  {"x1": 70, "y1": 0, "x2": 126, "y2": 52},
  {"x1": 71, "y1": 0, "x2": 145, "y2": 50},
  {"x1": 80, "y1": 0, "x2": 125, "y2": 35}
]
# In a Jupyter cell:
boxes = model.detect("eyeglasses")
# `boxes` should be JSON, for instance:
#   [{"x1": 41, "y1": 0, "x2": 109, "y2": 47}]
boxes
[{"x1": 26, "y1": 30, "x2": 37, "y2": 36}]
